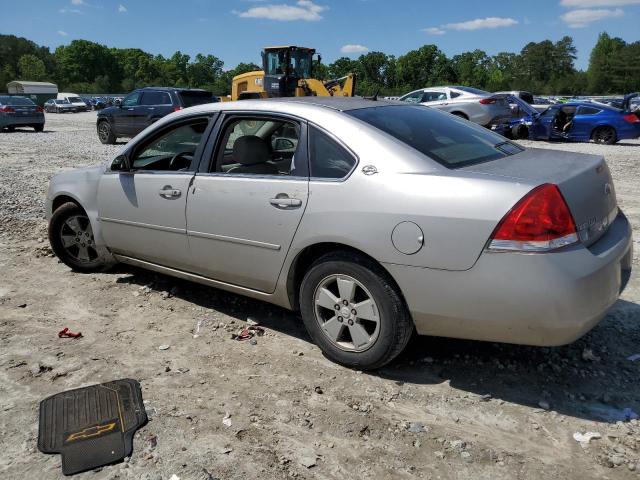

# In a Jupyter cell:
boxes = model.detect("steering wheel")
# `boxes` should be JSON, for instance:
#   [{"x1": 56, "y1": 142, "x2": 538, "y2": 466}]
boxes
[{"x1": 168, "y1": 150, "x2": 194, "y2": 171}]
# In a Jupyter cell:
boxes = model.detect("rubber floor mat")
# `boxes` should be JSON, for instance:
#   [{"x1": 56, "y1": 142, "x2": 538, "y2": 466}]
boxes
[{"x1": 38, "y1": 378, "x2": 147, "y2": 475}]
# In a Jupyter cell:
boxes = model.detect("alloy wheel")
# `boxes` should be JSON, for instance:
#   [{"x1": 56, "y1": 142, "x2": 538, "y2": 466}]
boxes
[
  {"x1": 313, "y1": 274, "x2": 380, "y2": 352},
  {"x1": 98, "y1": 123, "x2": 110, "y2": 142},
  {"x1": 594, "y1": 128, "x2": 615, "y2": 144},
  {"x1": 59, "y1": 215, "x2": 98, "y2": 263}
]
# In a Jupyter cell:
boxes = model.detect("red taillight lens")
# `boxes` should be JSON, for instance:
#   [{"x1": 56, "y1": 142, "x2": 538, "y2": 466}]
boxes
[
  {"x1": 0, "y1": 106, "x2": 15, "y2": 113},
  {"x1": 174, "y1": 106, "x2": 183, "y2": 112},
  {"x1": 623, "y1": 113, "x2": 639, "y2": 123},
  {"x1": 488, "y1": 184, "x2": 578, "y2": 252},
  {"x1": 479, "y1": 98, "x2": 496, "y2": 105},
  {"x1": 36, "y1": 106, "x2": 44, "y2": 113}
]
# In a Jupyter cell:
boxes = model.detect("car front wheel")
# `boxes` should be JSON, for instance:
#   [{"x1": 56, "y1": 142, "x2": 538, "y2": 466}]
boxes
[
  {"x1": 49, "y1": 202, "x2": 107, "y2": 272},
  {"x1": 97, "y1": 120, "x2": 116, "y2": 144},
  {"x1": 300, "y1": 252, "x2": 413, "y2": 370}
]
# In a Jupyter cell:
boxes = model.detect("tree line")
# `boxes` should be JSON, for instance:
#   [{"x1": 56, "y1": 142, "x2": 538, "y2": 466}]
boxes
[{"x1": 1, "y1": 33, "x2": 638, "y2": 96}]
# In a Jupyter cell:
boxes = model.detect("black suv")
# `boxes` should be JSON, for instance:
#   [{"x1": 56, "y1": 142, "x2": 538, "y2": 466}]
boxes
[{"x1": 96, "y1": 87, "x2": 216, "y2": 144}]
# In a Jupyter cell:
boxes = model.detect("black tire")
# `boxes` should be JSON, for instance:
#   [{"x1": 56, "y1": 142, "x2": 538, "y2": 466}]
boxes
[
  {"x1": 592, "y1": 126, "x2": 617, "y2": 145},
  {"x1": 511, "y1": 124, "x2": 529, "y2": 140},
  {"x1": 299, "y1": 252, "x2": 413, "y2": 370},
  {"x1": 6, "y1": 126, "x2": 15, "y2": 132},
  {"x1": 33, "y1": 124, "x2": 44, "y2": 132},
  {"x1": 452, "y1": 112, "x2": 469, "y2": 120},
  {"x1": 97, "y1": 120, "x2": 117, "y2": 144},
  {"x1": 49, "y1": 202, "x2": 107, "y2": 272}
]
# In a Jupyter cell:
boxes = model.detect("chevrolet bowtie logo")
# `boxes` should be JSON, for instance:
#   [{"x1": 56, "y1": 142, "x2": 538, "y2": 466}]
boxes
[{"x1": 66, "y1": 422, "x2": 117, "y2": 443}]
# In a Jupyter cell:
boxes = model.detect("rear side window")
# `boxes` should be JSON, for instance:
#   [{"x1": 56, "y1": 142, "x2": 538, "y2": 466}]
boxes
[
  {"x1": 578, "y1": 106, "x2": 601, "y2": 115},
  {"x1": 347, "y1": 105, "x2": 523, "y2": 168},
  {"x1": 179, "y1": 91, "x2": 215, "y2": 108},
  {"x1": 309, "y1": 126, "x2": 357, "y2": 179},
  {"x1": 141, "y1": 91, "x2": 172, "y2": 105}
]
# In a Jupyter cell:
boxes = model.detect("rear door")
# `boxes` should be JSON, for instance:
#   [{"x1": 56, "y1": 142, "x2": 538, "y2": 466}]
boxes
[
  {"x1": 570, "y1": 105, "x2": 601, "y2": 141},
  {"x1": 185, "y1": 113, "x2": 309, "y2": 292},
  {"x1": 138, "y1": 90, "x2": 173, "y2": 132}
]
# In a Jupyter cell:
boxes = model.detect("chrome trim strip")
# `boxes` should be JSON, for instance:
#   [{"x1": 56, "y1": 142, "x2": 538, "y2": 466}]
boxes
[
  {"x1": 112, "y1": 254, "x2": 273, "y2": 298},
  {"x1": 99, "y1": 217, "x2": 184, "y2": 234},
  {"x1": 187, "y1": 230, "x2": 281, "y2": 250}
]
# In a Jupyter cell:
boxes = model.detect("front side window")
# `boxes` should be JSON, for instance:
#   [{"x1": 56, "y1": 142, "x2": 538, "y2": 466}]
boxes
[
  {"x1": 265, "y1": 50, "x2": 287, "y2": 75},
  {"x1": 130, "y1": 118, "x2": 209, "y2": 171},
  {"x1": 348, "y1": 105, "x2": 524, "y2": 168},
  {"x1": 212, "y1": 117, "x2": 301, "y2": 176},
  {"x1": 123, "y1": 92, "x2": 141, "y2": 107},
  {"x1": 141, "y1": 91, "x2": 172, "y2": 106},
  {"x1": 309, "y1": 126, "x2": 356, "y2": 179},
  {"x1": 400, "y1": 91, "x2": 423, "y2": 103}
]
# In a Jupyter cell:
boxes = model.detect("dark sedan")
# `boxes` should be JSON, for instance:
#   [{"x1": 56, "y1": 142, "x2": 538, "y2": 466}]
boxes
[
  {"x1": 0, "y1": 96, "x2": 44, "y2": 132},
  {"x1": 96, "y1": 87, "x2": 217, "y2": 144}
]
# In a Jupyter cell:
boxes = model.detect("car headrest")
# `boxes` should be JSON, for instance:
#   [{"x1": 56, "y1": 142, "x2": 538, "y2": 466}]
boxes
[{"x1": 233, "y1": 135, "x2": 270, "y2": 166}]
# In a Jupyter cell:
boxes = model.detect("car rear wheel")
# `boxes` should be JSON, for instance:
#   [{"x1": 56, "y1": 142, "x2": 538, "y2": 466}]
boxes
[
  {"x1": 592, "y1": 126, "x2": 617, "y2": 145},
  {"x1": 299, "y1": 252, "x2": 413, "y2": 370},
  {"x1": 97, "y1": 120, "x2": 116, "y2": 144},
  {"x1": 452, "y1": 112, "x2": 468, "y2": 120},
  {"x1": 33, "y1": 124, "x2": 44, "y2": 132},
  {"x1": 49, "y1": 202, "x2": 107, "y2": 272}
]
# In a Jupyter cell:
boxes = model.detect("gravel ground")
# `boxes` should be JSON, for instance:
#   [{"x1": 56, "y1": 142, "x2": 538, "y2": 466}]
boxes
[{"x1": 0, "y1": 112, "x2": 639, "y2": 480}]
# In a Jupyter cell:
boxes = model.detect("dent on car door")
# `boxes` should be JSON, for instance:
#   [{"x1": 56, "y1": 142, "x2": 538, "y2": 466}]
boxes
[
  {"x1": 185, "y1": 114, "x2": 309, "y2": 293},
  {"x1": 97, "y1": 115, "x2": 214, "y2": 269}
]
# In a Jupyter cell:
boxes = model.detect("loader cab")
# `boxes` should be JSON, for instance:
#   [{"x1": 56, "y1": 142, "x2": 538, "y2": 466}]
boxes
[{"x1": 262, "y1": 46, "x2": 315, "y2": 98}]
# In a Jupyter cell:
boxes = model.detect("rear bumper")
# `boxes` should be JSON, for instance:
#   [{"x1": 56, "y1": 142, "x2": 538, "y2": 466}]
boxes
[
  {"x1": 385, "y1": 212, "x2": 633, "y2": 346},
  {"x1": 0, "y1": 114, "x2": 44, "y2": 127}
]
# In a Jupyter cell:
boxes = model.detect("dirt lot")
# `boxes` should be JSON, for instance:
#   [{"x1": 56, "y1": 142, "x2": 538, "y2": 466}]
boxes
[{"x1": 1, "y1": 112, "x2": 639, "y2": 480}]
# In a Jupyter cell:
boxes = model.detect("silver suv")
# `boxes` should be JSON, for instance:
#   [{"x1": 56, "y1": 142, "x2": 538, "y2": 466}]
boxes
[{"x1": 399, "y1": 86, "x2": 511, "y2": 126}]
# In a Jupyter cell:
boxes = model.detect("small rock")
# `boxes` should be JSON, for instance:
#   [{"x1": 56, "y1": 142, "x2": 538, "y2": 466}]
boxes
[
  {"x1": 247, "y1": 317, "x2": 259, "y2": 326},
  {"x1": 434, "y1": 451, "x2": 445, "y2": 459},
  {"x1": 461, "y1": 451, "x2": 472, "y2": 462},
  {"x1": 314, "y1": 386, "x2": 323, "y2": 394},
  {"x1": 480, "y1": 394, "x2": 492, "y2": 402},
  {"x1": 299, "y1": 456, "x2": 317, "y2": 468},
  {"x1": 177, "y1": 368, "x2": 190, "y2": 374},
  {"x1": 249, "y1": 338, "x2": 257, "y2": 345},
  {"x1": 573, "y1": 431, "x2": 601, "y2": 444},
  {"x1": 158, "y1": 345, "x2": 170, "y2": 351},
  {"x1": 222, "y1": 413, "x2": 232, "y2": 427},
  {"x1": 17, "y1": 303, "x2": 27, "y2": 308},
  {"x1": 610, "y1": 455, "x2": 624, "y2": 467},
  {"x1": 582, "y1": 348, "x2": 600, "y2": 362},
  {"x1": 407, "y1": 422, "x2": 425, "y2": 433},
  {"x1": 538, "y1": 400, "x2": 550, "y2": 410}
]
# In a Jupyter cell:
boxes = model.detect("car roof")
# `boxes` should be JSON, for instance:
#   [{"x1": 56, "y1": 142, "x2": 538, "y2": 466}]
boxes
[
  {"x1": 136, "y1": 86, "x2": 211, "y2": 92},
  {"x1": 257, "y1": 96, "x2": 405, "y2": 111}
]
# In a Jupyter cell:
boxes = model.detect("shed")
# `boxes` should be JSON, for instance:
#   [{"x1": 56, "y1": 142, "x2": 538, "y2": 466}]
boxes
[{"x1": 6, "y1": 81, "x2": 58, "y2": 106}]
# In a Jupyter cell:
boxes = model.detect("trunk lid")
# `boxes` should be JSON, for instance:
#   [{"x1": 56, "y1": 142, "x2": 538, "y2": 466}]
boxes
[{"x1": 461, "y1": 148, "x2": 618, "y2": 247}]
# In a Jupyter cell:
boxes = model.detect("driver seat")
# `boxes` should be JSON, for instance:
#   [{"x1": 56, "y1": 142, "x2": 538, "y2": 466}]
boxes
[{"x1": 228, "y1": 135, "x2": 279, "y2": 175}]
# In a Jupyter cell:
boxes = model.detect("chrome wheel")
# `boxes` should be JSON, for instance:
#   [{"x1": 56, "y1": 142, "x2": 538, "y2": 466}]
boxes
[
  {"x1": 313, "y1": 274, "x2": 380, "y2": 352},
  {"x1": 59, "y1": 215, "x2": 98, "y2": 263}
]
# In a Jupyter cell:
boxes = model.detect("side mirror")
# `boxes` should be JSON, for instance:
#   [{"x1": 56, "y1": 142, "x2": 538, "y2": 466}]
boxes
[
  {"x1": 111, "y1": 155, "x2": 131, "y2": 172},
  {"x1": 114, "y1": 98, "x2": 122, "y2": 107}
]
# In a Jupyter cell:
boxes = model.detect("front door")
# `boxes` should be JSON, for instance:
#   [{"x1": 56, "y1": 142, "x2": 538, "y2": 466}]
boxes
[
  {"x1": 186, "y1": 114, "x2": 309, "y2": 293},
  {"x1": 97, "y1": 115, "x2": 212, "y2": 269},
  {"x1": 531, "y1": 106, "x2": 558, "y2": 140},
  {"x1": 112, "y1": 91, "x2": 142, "y2": 136}
]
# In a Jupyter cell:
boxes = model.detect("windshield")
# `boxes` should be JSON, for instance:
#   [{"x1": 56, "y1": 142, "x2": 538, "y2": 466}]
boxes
[
  {"x1": 55, "y1": 100, "x2": 70, "y2": 104},
  {"x1": 347, "y1": 105, "x2": 524, "y2": 168},
  {"x1": 264, "y1": 49, "x2": 312, "y2": 77},
  {"x1": 0, "y1": 96, "x2": 35, "y2": 106},
  {"x1": 67, "y1": 97, "x2": 83, "y2": 103}
]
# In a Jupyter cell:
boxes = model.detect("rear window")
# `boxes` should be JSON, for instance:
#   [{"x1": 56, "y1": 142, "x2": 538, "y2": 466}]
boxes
[
  {"x1": 179, "y1": 91, "x2": 216, "y2": 108},
  {"x1": 141, "y1": 91, "x2": 172, "y2": 105},
  {"x1": 0, "y1": 96, "x2": 35, "y2": 106},
  {"x1": 347, "y1": 105, "x2": 524, "y2": 168}
]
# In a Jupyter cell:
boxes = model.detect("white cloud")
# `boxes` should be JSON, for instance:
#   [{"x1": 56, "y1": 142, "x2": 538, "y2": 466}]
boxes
[
  {"x1": 443, "y1": 17, "x2": 518, "y2": 31},
  {"x1": 561, "y1": 0, "x2": 640, "y2": 6},
  {"x1": 235, "y1": 0, "x2": 327, "y2": 21},
  {"x1": 423, "y1": 27, "x2": 446, "y2": 35},
  {"x1": 59, "y1": 7, "x2": 82, "y2": 14},
  {"x1": 70, "y1": 0, "x2": 85, "y2": 4},
  {"x1": 340, "y1": 44, "x2": 369, "y2": 54},
  {"x1": 561, "y1": 7, "x2": 624, "y2": 27},
  {"x1": 57, "y1": 30, "x2": 69, "y2": 36},
  {"x1": 118, "y1": 4, "x2": 127, "y2": 12}
]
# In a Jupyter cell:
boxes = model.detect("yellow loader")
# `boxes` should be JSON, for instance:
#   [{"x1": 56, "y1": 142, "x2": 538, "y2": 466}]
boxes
[{"x1": 226, "y1": 46, "x2": 356, "y2": 101}]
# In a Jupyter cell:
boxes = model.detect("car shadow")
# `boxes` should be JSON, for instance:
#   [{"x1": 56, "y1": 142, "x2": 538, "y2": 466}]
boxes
[
  {"x1": 111, "y1": 265, "x2": 639, "y2": 423},
  {"x1": 3, "y1": 128, "x2": 52, "y2": 134}
]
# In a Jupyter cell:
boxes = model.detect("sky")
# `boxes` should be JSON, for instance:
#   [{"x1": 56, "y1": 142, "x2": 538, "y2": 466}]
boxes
[{"x1": 2, "y1": 0, "x2": 640, "y2": 71}]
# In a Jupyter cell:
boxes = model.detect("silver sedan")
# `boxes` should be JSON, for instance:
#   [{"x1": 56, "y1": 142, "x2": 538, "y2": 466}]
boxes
[{"x1": 46, "y1": 97, "x2": 633, "y2": 369}]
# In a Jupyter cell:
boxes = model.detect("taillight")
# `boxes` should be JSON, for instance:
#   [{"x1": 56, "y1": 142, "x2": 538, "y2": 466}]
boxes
[
  {"x1": 0, "y1": 106, "x2": 15, "y2": 113},
  {"x1": 623, "y1": 113, "x2": 639, "y2": 123},
  {"x1": 36, "y1": 106, "x2": 44, "y2": 113},
  {"x1": 479, "y1": 98, "x2": 496, "y2": 105},
  {"x1": 174, "y1": 106, "x2": 183, "y2": 112},
  {"x1": 488, "y1": 184, "x2": 578, "y2": 252}
]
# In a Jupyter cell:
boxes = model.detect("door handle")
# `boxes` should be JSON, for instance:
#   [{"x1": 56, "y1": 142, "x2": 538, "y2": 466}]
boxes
[
  {"x1": 269, "y1": 196, "x2": 302, "y2": 209},
  {"x1": 159, "y1": 186, "x2": 181, "y2": 198}
]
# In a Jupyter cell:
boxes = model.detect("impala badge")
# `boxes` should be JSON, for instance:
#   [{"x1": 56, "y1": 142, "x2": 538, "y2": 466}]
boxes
[{"x1": 362, "y1": 165, "x2": 378, "y2": 175}]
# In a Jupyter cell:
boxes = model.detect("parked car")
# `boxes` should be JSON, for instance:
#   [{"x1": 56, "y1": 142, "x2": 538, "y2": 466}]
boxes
[
  {"x1": 80, "y1": 97, "x2": 93, "y2": 111},
  {"x1": 495, "y1": 90, "x2": 534, "y2": 104},
  {"x1": 492, "y1": 94, "x2": 539, "y2": 139},
  {"x1": 529, "y1": 93, "x2": 640, "y2": 144},
  {"x1": 91, "y1": 97, "x2": 107, "y2": 110},
  {"x1": 399, "y1": 86, "x2": 512, "y2": 127},
  {"x1": 532, "y1": 96, "x2": 557, "y2": 112},
  {"x1": 46, "y1": 97, "x2": 632, "y2": 369},
  {"x1": 57, "y1": 93, "x2": 90, "y2": 112},
  {"x1": 0, "y1": 95, "x2": 44, "y2": 131},
  {"x1": 44, "y1": 98, "x2": 75, "y2": 114},
  {"x1": 96, "y1": 87, "x2": 217, "y2": 144}
]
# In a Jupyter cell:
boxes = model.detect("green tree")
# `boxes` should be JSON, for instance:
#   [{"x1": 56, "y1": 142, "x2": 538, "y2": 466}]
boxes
[
  {"x1": 395, "y1": 45, "x2": 453, "y2": 91},
  {"x1": 451, "y1": 50, "x2": 490, "y2": 89},
  {"x1": 17, "y1": 54, "x2": 47, "y2": 81},
  {"x1": 186, "y1": 53, "x2": 224, "y2": 88},
  {"x1": 588, "y1": 32, "x2": 626, "y2": 94}
]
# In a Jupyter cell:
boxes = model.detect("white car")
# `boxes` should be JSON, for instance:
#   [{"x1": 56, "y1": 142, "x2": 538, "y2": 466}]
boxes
[
  {"x1": 57, "y1": 93, "x2": 89, "y2": 112},
  {"x1": 399, "y1": 86, "x2": 511, "y2": 127}
]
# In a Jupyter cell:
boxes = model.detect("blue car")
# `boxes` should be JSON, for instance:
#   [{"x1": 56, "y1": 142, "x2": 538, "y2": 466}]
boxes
[{"x1": 523, "y1": 93, "x2": 640, "y2": 144}]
